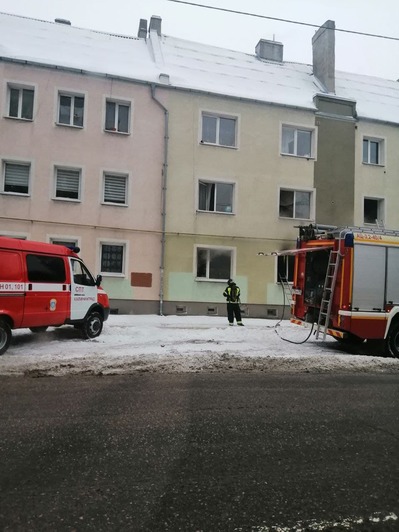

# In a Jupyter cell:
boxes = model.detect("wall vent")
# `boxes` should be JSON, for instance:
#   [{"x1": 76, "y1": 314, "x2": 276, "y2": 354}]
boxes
[
  {"x1": 207, "y1": 306, "x2": 218, "y2": 316},
  {"x1": 240, "y1": 305, "x2": 249, "y2": 316},
  {"x1": 267, "y1": 308, "x2": 278, "y2": 318},
  {"x1": 176, "y1": 305, "x2": 187, "y2": 315}
]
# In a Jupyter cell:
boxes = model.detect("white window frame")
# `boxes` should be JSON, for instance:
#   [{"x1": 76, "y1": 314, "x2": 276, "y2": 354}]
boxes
[
  {"x1": 200, "y1": 111, "x2": 238, "y2": 148},
  {"x1": 6, "y1": 82, "x2": 35, "y2": 120},
  {"x1": 362, "y1": 136, "x2": 385, "y2": 166},
  {"x1": 281, "y1": 123, "x2": 316, "y2": 158},
  {"x1": 0, "y1": 231, "x2": 28, "y2": 239},
  {"x1": 363, "y1": 196, "x2": 385, "y2": 226},
  {"x1": 53, "y1": 166, "x2": 82, "y2": 202},
  {"x1": 2, "y1": 160, "x2": 31, "y2": 196},
  {"x1": 278, "y1": 187, "x2": 314, "y2": 221},
  {"x1": 102, "y1": 172, "x2": 128, "y2": 206},
  {"x1": 104, "y1": 98, "x2": 131, "y2": 134},
  {"x1": 99, "y1": 241, "x2": 127, "y2": 277},
  {"x1": 194, "y1": 244, "x2": 235, "y2": 282},
  {"x1": 197, "y1": 179, "x2": 235, "y2": 214},
  {"x1": 57, "y1": 91, "x2": 85, "y2": 128},
  {"x1": 49, "y1": 236, "x2": 80, "y2": 250}
]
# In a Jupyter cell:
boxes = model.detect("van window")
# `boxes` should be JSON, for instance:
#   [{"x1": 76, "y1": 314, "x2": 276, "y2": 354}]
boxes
[
  {"x1": 26, "y1": 254, "x2": 66, "y2": 283},
  {"x1": 0, "y1": 251, "x2": 23, "y2": 281},
  {"x1": 71, "y1": 259, "x2": 95, "y2": 286}
]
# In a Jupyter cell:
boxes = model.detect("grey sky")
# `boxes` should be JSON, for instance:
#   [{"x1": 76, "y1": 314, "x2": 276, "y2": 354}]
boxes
[{"x1": 1, "y1": 0, "x2": 398, "y2": 79}]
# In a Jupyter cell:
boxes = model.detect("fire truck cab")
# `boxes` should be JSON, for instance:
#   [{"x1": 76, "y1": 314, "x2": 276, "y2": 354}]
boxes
[
  {"x1": 290, "y1": 224, "x2": 399, "y2": 358},
  {"x1": 0, "y1": 237, "x2": 110, "y2": 355}
]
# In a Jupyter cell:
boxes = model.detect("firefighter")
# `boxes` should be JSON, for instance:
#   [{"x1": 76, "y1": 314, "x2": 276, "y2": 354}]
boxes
[{"x1": 223, "y1": 279, "x2": 244, "y2": 326}]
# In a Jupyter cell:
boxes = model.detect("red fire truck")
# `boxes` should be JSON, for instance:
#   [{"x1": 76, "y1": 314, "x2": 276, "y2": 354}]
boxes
[
  {"x1": 0, "y1": 237, "x2": 110, "y2": 355},
  {"x1": 287, "y1": 224, "x2": 399, "y2": 358}
]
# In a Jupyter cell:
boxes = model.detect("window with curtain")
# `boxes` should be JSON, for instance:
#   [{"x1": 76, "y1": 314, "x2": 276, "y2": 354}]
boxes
[
  {"x1": 105, "y1": 100, "x2": 130, "y2": 133},
  {"x1": 58, "y1": 93, "x2": 84, "y2": 127},
  {"x1": 103, "y1": 173, "x2": 127, "y2": 205},
  {"x1": 55, "y1": 168, "x2": 81, "y2": 200},
  {"x1": 198, "y1": 181, "x2": 233, "y2": 213},
  {"x1": 3, "y1": 162, "x2": 30, "y2": 194}
]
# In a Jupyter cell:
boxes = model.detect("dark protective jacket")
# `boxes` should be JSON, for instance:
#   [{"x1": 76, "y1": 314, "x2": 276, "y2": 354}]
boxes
[{"x1": 223, "y1": 284, "x2": 240, "y2": 303}]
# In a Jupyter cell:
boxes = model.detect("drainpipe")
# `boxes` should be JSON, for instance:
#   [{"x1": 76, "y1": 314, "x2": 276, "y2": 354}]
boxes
[{"x1": 151, "y1": 84, "x2": 169, "y2": 316}]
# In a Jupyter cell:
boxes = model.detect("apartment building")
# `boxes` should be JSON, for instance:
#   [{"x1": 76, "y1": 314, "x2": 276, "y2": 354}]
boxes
[{"x1": 1, "y1": 13, "x2": 399, "y2": 316}]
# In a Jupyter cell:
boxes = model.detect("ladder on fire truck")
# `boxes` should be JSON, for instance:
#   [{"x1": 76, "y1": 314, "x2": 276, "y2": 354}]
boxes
[
  {"x1": 315, "y1": 249, "x2": 342, "y2": 340},
  {"x1": 279, "y1": 274, "x2": 293, "y2": 306}
]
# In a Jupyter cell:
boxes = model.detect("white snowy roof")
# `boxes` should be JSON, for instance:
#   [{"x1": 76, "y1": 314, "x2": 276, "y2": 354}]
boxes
[{"x1": 1, "y1": 12, "x2": 399, "y2": 123}]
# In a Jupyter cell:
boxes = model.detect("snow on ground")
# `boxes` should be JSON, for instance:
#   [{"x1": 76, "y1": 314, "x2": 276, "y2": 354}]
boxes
[{"x1": 1, "y1": 315, "x2": 399, "y2": 377}]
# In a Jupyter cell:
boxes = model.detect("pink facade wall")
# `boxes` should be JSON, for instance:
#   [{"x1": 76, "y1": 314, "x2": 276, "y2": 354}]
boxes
[{"x1": 0, "y1": 62, "x2": 165, "y2": 305}]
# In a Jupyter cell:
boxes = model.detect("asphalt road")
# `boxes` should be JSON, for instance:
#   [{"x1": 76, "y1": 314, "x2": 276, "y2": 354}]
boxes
[{"x1": 1, "y1": 373, "x2": 399, "y2": 532}]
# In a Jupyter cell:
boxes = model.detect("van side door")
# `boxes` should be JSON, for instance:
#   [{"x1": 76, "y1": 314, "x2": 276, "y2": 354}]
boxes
[
  {"x1": 21, "y1": 253, "x2": 70, "y2": 327},
  {"x1": 69, "y1": 259, "x2": 98, "y2": 321}
]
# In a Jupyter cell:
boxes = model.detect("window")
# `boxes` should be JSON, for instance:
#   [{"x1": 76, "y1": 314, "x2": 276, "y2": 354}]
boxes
[
  {"x1": 8, "y1": 85, "x2": 34, "y2": 120},
  {"x1": 201, "y1": 113, "x2": 237, "y2": 147},
  {"x1": 58, "y1": 93, "x2": 84, "y2": 127},
  {"x1": 363, "y1": 137, "x2": 384, "y2": 165},
  {"x1": 26, "y1": 254, "x2": 66, "y2": 283},
  {"x1": 71, "y1": 259, "x2": 95, "y2": 286},
  {"x1": 279, "y1": 189, "x2": 312, "y2": 220},
  {"x1": 3, "y1": 162, "x2": 30, "y2": 195},
  {"x1": 277, "y1": 255, "x2": 295, "y2": 283},
  {"x1": 198, "y1": 181, "x2": 234, "y2": 213},
  {"x1": 50, "y1": 239, "x2": 78, "y2": 249},
  {"x1": 364, "y1": 198, "x2": 384, "y2": 225},
  {"x1": 103, "y1": 173, "x2": 128, "y2": 205},
  {"x1": 101, "y1": 244, "x2": 125, "y2": 274},
  {"x1": 281, "y1": 125, "x2": 314, "y2": 157},
  {"x1": 54, "y1": 167, "x2": 81, "y2": 200},
  {"x1": 105, "y1": 100, "x2": 130, "y2": 133},
  {"x1": 196, "y1": 247, "x2": 232, "y2": 280}
]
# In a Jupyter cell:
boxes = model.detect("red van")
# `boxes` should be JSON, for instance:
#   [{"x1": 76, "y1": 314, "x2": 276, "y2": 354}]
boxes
[{"x1": 0, "y1": 237, "x2": 110, "y2": 355}]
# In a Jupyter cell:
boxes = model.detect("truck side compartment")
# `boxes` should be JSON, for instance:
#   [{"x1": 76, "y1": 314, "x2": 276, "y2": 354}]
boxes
[{"x1": 290, "y1": 224, "x2": 399, "y2": 358}]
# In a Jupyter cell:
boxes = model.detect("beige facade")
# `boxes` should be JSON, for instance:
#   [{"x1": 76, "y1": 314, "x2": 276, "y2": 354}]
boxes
[{"x1": 159, "y1": 90, "x2": 317, "y2": 316}]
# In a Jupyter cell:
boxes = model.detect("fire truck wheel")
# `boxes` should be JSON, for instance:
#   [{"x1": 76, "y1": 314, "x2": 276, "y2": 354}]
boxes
[
  {"x1": 386, "y1": 322, "x2": 399, "y2": 358},
  {"x1": 29, "y1": 327, "x2": 48, "y2": 333},
  {"x1": 81, "y1": 312, "x2": 103, "y2": 339},
  {"x1": 0, "y1": 319, "x2": 12, "y2": 356}
]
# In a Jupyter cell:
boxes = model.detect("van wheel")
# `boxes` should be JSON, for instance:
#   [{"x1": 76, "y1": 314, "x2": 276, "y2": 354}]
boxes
[
  {"x1": 81, "y1": 312, "x2": 103, "y2": 339},
  {"x1": 385, "y1": 322, "x2": 399, "y2": 358},
  {"x1": 29, "y1": 327, "x2": 48, "y2": 333},
  {"x1": 0, "y1": 319, "x2": 12, "y2": 356}
]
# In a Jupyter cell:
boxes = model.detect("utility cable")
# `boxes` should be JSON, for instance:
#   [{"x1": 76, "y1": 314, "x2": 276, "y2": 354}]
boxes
[
  {"x1": 166, "y1": 0, "x2": 399, "y2": 42},
  {"x1": 272, "y1": 274, "x2": 314, "y2": 344}
]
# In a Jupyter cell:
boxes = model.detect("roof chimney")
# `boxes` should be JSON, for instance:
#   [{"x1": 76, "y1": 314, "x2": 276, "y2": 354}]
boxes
[
  {"x1": 137, "y1": 18, "x2": 147, "y2": 39},
  {"x1": 149, "y1": 15, "x2": 162, "y2": 36},
  {"x1": 312, "y1": 20, "x2": 335, "y2": 93},
  {"x1": 255, "y1": 39, "x2": 283, "y2": 62}
]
